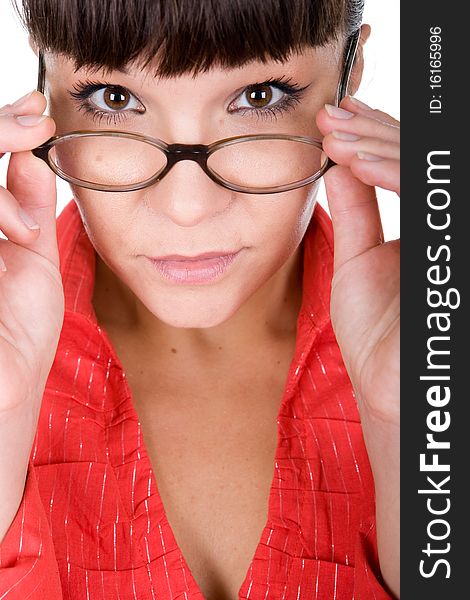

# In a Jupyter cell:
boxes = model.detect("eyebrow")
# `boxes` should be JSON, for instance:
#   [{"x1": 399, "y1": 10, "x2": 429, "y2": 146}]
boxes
[{"x1": 74, "y1": 64, "x2": 130, "y2": 77}]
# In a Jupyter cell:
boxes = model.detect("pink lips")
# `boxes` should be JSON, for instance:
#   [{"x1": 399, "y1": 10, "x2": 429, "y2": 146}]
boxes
[
  {"x1": 151, "y1": 250, "x2": 236, "y2": 261},
  {"x1": 147, "y1": 250, "x2": 242, "y2": 284}
]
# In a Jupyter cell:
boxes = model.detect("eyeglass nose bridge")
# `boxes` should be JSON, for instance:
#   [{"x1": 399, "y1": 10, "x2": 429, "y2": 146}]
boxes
[
  {"x1": 165, "y1": 143, "x2": 210, "y2": 167},
  {"x1": 160, "y1": 142, "x2": 224, "y2": 186}
]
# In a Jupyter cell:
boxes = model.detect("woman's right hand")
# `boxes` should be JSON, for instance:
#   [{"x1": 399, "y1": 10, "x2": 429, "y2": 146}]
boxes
[{"x1": 0, "y1": 90, "x2": 64, "y2": 411}]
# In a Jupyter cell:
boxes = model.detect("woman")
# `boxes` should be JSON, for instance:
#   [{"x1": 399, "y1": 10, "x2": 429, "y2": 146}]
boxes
[{"x1": 0, "y1": 0, "x2": 400, "y2": 598}]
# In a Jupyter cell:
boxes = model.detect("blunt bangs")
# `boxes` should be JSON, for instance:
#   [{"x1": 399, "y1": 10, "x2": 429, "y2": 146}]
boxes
[{"x1": 12, "y1": 0, "x2": 363, "y2": 77}]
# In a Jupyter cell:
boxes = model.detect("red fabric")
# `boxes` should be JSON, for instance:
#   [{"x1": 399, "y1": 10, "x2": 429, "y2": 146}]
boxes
[{"x1": 0, "y1": 199, "x2": 392, "y2": 599}]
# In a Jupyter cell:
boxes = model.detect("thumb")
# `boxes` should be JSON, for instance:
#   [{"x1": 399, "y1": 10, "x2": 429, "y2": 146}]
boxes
[
  {"x1": 7, "y1": 150, "x2": 59, "y2": 268},
  {"x1": 324, "y1": 164, "x2": 384, "y2": 272}
]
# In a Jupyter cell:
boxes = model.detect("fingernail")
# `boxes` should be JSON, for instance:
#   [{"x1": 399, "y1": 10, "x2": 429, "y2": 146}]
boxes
[
  {"x1": 12, "y1": 90, "x2": 35, "y2": 107},
  {"x1": 357, "y1": 151, "x2": 384, "y2": 161},
  {"x1": 348, "y1": 96, "x2": 372, "y2": 110},
  {"x1": 325, "y1": 104, "x2": 354, "y2": 119},
  {"x1": 0, "y1": 255, "x2": 6, "y2": 272},
  {"x1": 18, "y1": 207, "x2": 40, "y2": 230},
  {"x1": 16, "y1": 114, "x2": 47, "y2": 127},
  {"x1": 332, "y1": 130, "x2": 361, "y2": 141}
]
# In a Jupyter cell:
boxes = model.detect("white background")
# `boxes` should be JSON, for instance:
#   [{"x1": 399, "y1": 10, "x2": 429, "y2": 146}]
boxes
[{"x1": 0, "y1": 1, "x2": 400, "y2": 240}]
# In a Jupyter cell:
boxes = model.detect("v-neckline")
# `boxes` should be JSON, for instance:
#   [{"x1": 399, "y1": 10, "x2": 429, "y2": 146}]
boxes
[
  {"x1": 96, "y1": 307, "x2": 318, "y2": 599},
  {"x1": 120, "y1": 366, "x2": 295, "y2": 600}
]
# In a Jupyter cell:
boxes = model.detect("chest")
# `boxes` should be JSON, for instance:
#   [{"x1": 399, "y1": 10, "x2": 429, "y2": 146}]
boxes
[
  {"x1": 138, "y1": 394, "x2": 279, "y2": 598},
  {"x1": 120, "y1": 348, "x2": 295, "y2": 599}
]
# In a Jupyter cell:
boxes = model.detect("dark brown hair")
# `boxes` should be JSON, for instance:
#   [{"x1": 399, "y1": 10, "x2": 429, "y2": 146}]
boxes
[{"x1": 12, "y1": 0, "x2": 364, "y2": 77}]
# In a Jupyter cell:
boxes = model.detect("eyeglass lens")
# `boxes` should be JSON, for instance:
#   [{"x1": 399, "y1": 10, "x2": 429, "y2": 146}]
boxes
[{"x1": 49, "y1": 135, "x2": 328, "y2": 190}]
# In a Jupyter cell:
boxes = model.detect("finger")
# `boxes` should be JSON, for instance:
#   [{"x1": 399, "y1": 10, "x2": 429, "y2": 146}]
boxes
[
  {"x1": 351, "y1": 155, "x2": 400, "y2": 196},
  {"x1": 316, "y1": 105, "x2": 399, "y2": 144},
  {"x1": 6, "y1": 150, "x2": 59, "y2": 267},
  {"x1": 0, "y1": 90, "x2": 47, "y2": 118},
  {"x1": 323, "y1": 165, "x2": 384, "y2": 272},
  {"x1": 0, "y1": 91, "x2": 54, "y2": 159},
  {"x1": 340, "y1": 95, "x2": 400, "y2": 127},
  {"x1": 0, "y1": 113, "x2": 55, "y2": 158},
  {"x1": 0, "y1": 183, "x2": 41, "y2": 245},
  {"x1": 323, "y1": 132, "x2": 400, "y2": 165}
]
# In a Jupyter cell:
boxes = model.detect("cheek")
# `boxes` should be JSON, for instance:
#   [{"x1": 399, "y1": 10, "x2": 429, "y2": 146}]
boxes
[
  {"x1": 71, "y1": 187, "x2": 143, "y2": 255},
  {"x1": 259, "y1": 183, "x2": 318, "y2": 257}
]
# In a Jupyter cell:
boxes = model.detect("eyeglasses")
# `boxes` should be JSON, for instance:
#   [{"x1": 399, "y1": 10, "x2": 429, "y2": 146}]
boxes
[{"x1": 31, "y1": 29, "x2": 360, "y2": 194}]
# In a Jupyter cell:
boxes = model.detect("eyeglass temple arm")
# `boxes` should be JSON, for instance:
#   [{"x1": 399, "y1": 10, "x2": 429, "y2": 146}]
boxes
[
  {"x1": 321, "y1": 28, "x2": 361, "y2": 174},
  {"x1": 30, "y1": 51, "x2": 47, "y2": 163},
  {"x1": 37, "y1": 50, "x2": 45, "y2": 94},
  {"x1": 336, "y1": 28, "x2": 361, "y2": 105}
]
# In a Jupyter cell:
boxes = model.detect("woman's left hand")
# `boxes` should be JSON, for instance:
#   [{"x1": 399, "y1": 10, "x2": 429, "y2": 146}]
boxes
[{"x1": 315, "y1": 96, "x2": 400, "y2": 426}]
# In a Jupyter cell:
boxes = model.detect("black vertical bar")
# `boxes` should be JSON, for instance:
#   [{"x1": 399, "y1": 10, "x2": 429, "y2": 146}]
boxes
[{"x1": 401, "y1": 1, "x2": 467, "y2": 597}]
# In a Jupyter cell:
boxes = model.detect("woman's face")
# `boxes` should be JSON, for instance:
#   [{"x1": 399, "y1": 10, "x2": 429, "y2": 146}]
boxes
[{"x1": 44, "y1": 42, "x2": 344, "y2": 328}]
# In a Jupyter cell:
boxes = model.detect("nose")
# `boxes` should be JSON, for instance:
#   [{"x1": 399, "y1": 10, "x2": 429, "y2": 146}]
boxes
[{"x1": 145, "y1": 158, "x2": 234, "y2": 228}]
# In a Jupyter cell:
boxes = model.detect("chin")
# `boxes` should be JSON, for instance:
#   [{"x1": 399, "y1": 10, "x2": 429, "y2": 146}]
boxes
[{"x1": 144, "y1": 295, "x2": 241, "y2": 329}]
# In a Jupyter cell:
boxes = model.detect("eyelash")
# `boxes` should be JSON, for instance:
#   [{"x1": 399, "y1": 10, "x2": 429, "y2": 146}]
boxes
[{"x1": 68, "y1": 76, "x2": 309, "y2": 126}]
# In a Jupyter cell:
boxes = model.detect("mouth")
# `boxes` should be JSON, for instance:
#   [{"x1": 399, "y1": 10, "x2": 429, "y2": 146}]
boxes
[
  {"x1": 149, "y1": 250, "x2": 240, "y2": 261},
  {"x1": 145, "y1": 249, "x2": 243, "y2": 285}
]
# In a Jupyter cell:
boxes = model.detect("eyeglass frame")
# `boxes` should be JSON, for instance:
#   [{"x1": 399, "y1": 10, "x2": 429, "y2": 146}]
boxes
[{"x1": 31, "y1": 28, "x2": 361, "y2": 195}]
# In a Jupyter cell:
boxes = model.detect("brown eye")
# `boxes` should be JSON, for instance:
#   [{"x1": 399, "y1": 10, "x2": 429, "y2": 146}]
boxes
[
  {"x1": 245, "y1": 84, "x2": 273, "y2": 108},
  {"x1": 103, "y1": 86, "x2": 130, "y2": 110}
]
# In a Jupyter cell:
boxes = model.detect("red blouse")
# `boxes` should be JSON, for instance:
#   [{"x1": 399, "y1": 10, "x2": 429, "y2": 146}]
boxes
[{"x1": 0, "y1": 200, "x2": 391, "y2": 599}]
